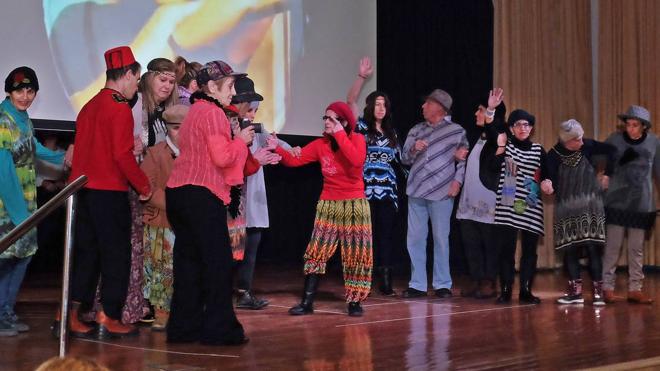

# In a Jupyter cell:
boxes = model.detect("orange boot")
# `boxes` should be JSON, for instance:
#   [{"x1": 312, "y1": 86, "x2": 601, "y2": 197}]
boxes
[
  {"x1": 627, "y1": 290, "x2": 654, "y2": 304},
  {"x1": 51, "y1": 302, "x2": 95, "y2": 338},
  {"x1": 95, "y1": 310, "x2": 139, "y2": 339},
  {"x1": 603, "y1": 289, "x2": 623, "y2": 303}
]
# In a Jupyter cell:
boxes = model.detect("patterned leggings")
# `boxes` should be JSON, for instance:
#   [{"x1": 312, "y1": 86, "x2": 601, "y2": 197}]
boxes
[{"x1": 303, "y1": 198, "x2": 373, "y2": 302}]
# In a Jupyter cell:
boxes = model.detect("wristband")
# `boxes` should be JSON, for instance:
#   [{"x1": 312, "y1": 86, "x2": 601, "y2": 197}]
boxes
[{"x1": 358, "y1": 74, "x2": 368, "y2": 79}]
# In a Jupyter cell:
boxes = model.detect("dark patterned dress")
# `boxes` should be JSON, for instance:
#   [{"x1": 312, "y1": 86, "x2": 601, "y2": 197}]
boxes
[{"x1": 549, "y1": 142, "x2": 608, "y2": 249}]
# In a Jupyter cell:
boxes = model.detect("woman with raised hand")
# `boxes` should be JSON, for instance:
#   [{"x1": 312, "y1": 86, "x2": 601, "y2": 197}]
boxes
[
  {"x1": 456, "y1": 88, "x2": 506, "y2": 299},
  {"x1": 346, "y1": 57, "x2": 403, "y2": 296}
]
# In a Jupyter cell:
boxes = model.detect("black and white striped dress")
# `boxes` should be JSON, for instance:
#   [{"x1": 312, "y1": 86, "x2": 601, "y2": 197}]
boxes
[{"x1": 494, "y1": 141, "x2": 545, "y2": 235}]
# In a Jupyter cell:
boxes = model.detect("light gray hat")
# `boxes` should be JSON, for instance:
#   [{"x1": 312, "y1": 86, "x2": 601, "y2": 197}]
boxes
[
  {"x1": 618, "y1": 105, "x2": 651, "y2": 128},
  {"x1": 558, "y1": 119, "x2": 584, "y2": 143},
  {"x1": 163, "y1": 104, "x2": 189, "y2": 124},
  {"x1": 426, "y1": 89, "x2": 452, "y2": 112}
]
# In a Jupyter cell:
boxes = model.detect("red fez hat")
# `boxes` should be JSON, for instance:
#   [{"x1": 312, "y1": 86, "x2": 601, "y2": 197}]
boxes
[{"x1": 104, "y1": 46, "x2": 137, "y2": 70}]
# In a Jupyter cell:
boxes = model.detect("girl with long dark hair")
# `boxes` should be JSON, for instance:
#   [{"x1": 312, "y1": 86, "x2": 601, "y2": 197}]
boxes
[{"x1": 346, "y1": 57, "x2": 404, "y2": 295}]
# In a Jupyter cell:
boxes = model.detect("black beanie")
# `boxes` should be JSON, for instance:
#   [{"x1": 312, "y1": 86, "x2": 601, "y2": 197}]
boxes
[
  {"x1": 5, "y1": 66, "x2": 39, "y2": 93},
  {"x1": 507, "y1": 109, "x2": 535, "y2": 128}
]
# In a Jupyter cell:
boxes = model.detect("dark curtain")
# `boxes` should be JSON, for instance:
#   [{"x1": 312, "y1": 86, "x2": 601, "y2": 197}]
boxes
[{"x1": 261, "y1": 1, "x2": 494, "y2": 280}]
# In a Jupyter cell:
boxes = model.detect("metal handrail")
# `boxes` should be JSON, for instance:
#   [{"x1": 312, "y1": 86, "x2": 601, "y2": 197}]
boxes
[
  {"x1": 0, "y1": 175, "x2": 87, "y2": 253},
  {"x1": 0, "y1": 174, "x2": 87, "y2": 358}
]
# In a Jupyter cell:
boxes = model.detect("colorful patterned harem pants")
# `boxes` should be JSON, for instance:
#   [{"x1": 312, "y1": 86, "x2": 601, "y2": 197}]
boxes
[{"x1": 303, "y1": 198, "x2": 373, "y2": 302}]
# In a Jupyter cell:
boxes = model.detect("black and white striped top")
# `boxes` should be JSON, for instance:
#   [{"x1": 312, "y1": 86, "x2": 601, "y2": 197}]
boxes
[{"x1": 494, "y1": 140, "x2": 546, "y2": 235}]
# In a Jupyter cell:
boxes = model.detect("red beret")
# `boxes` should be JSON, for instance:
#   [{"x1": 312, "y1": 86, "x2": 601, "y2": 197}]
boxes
[
  {"x1": 325, "y1": 101, "x2": 356, "y2": 131},
  {"x1": 104, "y1": 46, "x2": 137, "y2": 70}
]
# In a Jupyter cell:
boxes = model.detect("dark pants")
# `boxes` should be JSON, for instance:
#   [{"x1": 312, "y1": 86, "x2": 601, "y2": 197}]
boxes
[
  {"x1": 370, "y1": 199, "x2": 397, "y2": 268},
  {"x1": 166, "y1": 185, "x2": 244, "y2": 344},
  {"x1": 563, "y1": 243, "x2": 603, "y2": 281},
  {"x1": 235, "y1": 228, "x2": 262, "y2": 291},
  {"x1": 70, "y1": 189, "x2": 131, "y2": 319},
  {"x1": 497, "y1": 225, "x2": 540, "y2": 286},
  {"x1": 460, "y1": 219, "x2": 498, "y2": 282}
]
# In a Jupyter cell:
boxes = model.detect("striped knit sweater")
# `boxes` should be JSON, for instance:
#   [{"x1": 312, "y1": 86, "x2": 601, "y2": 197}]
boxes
[
  {"x1": 402, "y1": 118, "x2": 468, "y2": 201},
  {"x1": 493, "y1": 138, "x2": 547, "y2": 235}
]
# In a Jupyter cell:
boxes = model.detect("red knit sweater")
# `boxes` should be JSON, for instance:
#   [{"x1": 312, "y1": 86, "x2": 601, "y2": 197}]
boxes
[
  {"x1": 69, "y1": 88, "x2": 150, "y2": 195},
  {"x1": 275, "y1": 130, "x2": 366, "y2": 200},
  {"x1": 167, "y1": 99, "x2": 250, "y2": 205}
]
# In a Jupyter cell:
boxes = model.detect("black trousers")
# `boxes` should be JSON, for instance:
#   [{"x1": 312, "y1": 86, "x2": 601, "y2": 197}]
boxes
[
  {"x1": 369, "y1": 199, "x2": 397, "y2": 268},
  {"x1": 496, "y1": 225, "x2": 540, "y2": 286},
  {"x1": 166, "y1": 185, "x2": 244, "y2": 344},
  {"x1": 235, "y1": 227, "x2": 262, "y2": 291},
  {"x1": 563, "y1": 243, "x2": 603, "y2": 281},
  {"x1": 460, "y1": 219, "x2": 498, "y2": 282},
  {"x1": 70, "y1": 189, "x2": 131, "y2": 319}
]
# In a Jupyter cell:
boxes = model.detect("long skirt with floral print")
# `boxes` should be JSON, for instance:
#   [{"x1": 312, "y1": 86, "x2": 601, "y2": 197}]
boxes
[{"x1": 142, "y1": 225, "x2": 175, "y2": 311}]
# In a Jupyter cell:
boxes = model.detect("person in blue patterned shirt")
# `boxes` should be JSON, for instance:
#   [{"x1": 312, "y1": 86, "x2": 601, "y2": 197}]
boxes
[{"x1": 347, "y1": 57, "x2": 405, "y2": 295}]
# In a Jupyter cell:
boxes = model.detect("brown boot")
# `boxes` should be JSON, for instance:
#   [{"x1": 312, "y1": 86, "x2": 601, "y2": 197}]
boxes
[
  {"x1": 603, "y1": 289, "x2": 622, "y2": 303},
  {"x1": 95, "y1": 310, "x2": 139, "y2": 338},
  {"x1": 52, "y1": 303, "x2": 95, "y2": 338},
  {"x1": 627, "y1": 290, "x2": 654, "y2": 304},
  {"x1": 151, "y1": 309, "x2": 169, "y2": 332}
]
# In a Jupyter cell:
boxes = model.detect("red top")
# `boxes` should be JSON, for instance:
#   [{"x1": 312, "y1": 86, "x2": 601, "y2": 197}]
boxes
[
  {"x1": 167, "y1": 99, "x2": 249, "y2": 205},
  {"x1": 275, "y1": 131, "x2": 366, "y2": 200},
  {"x1": 69, "y1": 88, "x2": 150, "y2": 195}
]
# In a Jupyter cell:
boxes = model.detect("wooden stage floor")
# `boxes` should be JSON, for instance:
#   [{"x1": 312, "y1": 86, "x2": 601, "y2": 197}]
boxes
[{"x1": 2, "y1": 265, "x2": 660, "y2": 370}]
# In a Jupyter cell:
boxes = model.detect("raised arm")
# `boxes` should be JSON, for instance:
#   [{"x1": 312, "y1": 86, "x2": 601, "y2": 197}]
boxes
[{"x1": 346, "y1": 57, "x2": 373, "y2": 118}]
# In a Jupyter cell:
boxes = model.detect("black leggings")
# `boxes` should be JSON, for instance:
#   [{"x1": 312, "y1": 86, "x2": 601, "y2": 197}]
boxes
[
  {"x1": 563, "y1": 243, "x2": 603, "y2": 281},
  {"x1": 497, "y1": 225, "x2": 539, "y2": 286}
]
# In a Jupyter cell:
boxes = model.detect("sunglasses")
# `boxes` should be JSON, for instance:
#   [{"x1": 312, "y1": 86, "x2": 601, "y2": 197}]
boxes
[{"x1": 322, "y1": 115, "x2": 342, "y2": 122}]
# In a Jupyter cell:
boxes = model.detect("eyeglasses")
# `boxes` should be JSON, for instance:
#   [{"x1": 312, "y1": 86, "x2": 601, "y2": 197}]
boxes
[
  {"x1": 322, "y1": 115, "x2": 341, "y2": 121},
  {"x1": 512, "y1": 121, "x2": 531, "y2": 129}
]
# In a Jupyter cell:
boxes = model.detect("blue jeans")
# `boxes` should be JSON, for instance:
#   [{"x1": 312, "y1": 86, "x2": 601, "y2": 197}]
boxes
[
  {"x1": 407, "y1": 197, "x2": 454, "y2": 291},
  {"x1": 0, "y1": 256, "x2": 32, "y2": 318}
]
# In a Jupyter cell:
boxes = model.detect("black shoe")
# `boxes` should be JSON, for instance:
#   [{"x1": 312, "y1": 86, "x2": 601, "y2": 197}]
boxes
[
  {"x1": 519, "y1": 290, "x2": 541, "y2": 304},
  {"x1": 236, "y1": 291, "x2": 269, "y2": 310},
  {"x1": 401, "y1": 288, "x2": 427, "y2": 298},
  {"x1": 519, "y1": 280, "x2": 541, "y2": 304},
  {"x1": 378, "y1": 267, "x2": 396, "y2": 296},
  {"x1": 435, "y1": 288, "x2": 452, "y2": 298},
  {"x1": 496, "y1": 284, "x2": 512, "y2": 304},
  {"x1": 139, "y1": 302, "x2": 156, "y2": 324},
  {"x1": 289, "y1": 274, "x2": 320, "y2": 315},
  {"x1": 348, "y1": 302, "x2": 363, "y2": 317},
  {"x1": 201, "y1": 335, "x2": 250, "y2": 346}
]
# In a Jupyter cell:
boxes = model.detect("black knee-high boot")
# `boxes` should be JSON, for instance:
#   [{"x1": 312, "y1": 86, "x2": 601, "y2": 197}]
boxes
[
  {"x1": 379, "y1": 267, "x2": 395, "y2": 296},
  {"x1": 289, "y1": 274, "x2": 320, "y2": 315}
]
